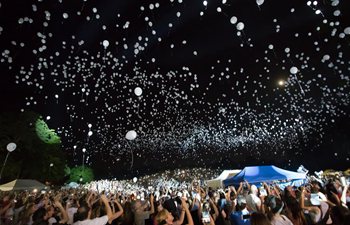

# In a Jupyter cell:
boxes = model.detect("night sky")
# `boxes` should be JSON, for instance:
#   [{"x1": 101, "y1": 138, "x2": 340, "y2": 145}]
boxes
[{"x1": 1, "y1": 0, "x2": 350, "y2": 179}]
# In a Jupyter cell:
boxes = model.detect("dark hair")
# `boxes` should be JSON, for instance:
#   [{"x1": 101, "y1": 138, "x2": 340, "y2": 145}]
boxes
[
  {"x1": 271, "y1": 198, "x2": 284, "y2": 214},
  {"x1": 32, "y1": 207, "x2": 46, "y2": 223},
  {"x1": 331, "y1": 205, "x2": 350, "y2": 225},
  {"x1": 74, "y1": 203, "x2": 91, "y2": 222},
  {"x1": 250, "y1": 212, "x2": 271, "y2": 225},
  {"x1": 284, "y1": 196, "x2": 307, "y2": 225}
]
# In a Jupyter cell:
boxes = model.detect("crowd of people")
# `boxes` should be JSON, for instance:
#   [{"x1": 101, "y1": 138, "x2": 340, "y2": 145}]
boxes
[{"x1": 0, "y1": 173, "x2": 349, "y2": 225}]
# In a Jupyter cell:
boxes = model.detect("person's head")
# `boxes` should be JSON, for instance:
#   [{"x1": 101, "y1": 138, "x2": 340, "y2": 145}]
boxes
[
  {"x1": 250, "y1": 212, "x2": 271, "y2": 225},
  {"x1": 155, "y1": 209, "x2": 174, "y2": 225},
  {"x1": 236, "y1": 195, "x2": 247, "y2": 211},
  {"x1": 74, "y1": 203, "x2": 91, "y2": 222},
  {"x1": 133, "y1": 200, "x2": 142, "y2": 211},
  {"x1": 32, "y1": 207, "x2": 47, "y2": 224},
  {"x1": 223, "y1": 202, "x2": 233, "y2": 218},
  {"x1": 265, "y1": 196, "x2": 284, "y2": 215},
  {"x1": 330, "y1": 205, "x2": 350, "y2": 225},
  {"x1": 284, "y1": 186, "x2": 296, "y2": 199}
]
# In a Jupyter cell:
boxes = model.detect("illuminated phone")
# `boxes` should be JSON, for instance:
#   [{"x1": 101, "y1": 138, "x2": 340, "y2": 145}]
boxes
[{"x1": 202, "y1": 211, "x2": 210, "y2": 223}]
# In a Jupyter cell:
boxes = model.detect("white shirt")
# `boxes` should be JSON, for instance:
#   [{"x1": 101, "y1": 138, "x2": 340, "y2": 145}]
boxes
[
  {"x1": 72, "y1": 215, "x2": 108, "y2": 225},
  {"x1": 67, "y1": 207, "x2": 78, "y2": 224},
  {"x1": 271, "y1": 215, "x2": 293, "y2": 225}
]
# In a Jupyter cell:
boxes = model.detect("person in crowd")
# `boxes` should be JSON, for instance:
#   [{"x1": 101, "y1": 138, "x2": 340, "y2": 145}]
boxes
[
  {"x1": 230, "y1": 195, "x2": 251, "y2": 225},
  {"x1": 154, "y1": 197, "x2": 193, "y2": 225},
  {"x1": 283, "y1": 196, "x2": 308, "y2": 225},
  {"x1": 32, "y1": 198, "x2": 68, "y2": 225},
  {"x1": 73, "y1": 194, "x2": 121, "y2": 225},
  {"x1": 133, "y1": 194, "x2": 154, "y2": 225},
  {"x1": 246, "y1": 185, "x2": 262, "y2": 213},
  {"x1": 250, "y1": 212, "x2": 271, "y2": 225},
  {"x1": 264, "y1": 195, "x2": 293, "y2": 225},
  {"x1": 120, "y1": 201, "x2": 134, "y2": 225}
]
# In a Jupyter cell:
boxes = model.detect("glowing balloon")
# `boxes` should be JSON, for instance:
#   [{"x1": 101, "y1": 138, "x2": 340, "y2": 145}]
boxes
[
  {"x1": 6, "y1": 143, "x2": 16, "y2": 152},
  {"x1": 126, "y1": 130, "x2": 137, "y2": 140},
  {"x1": 236, "y1": 22, "x2": 244, "y2": 30},
  {"x1": 256, "y1": 0, "x2": 264, "y2": 6},
  {"x1": 290, "y1": 66, "x2": 298, "y2": 74},
  {"x1": 230, "y1": 16, "x2": 237, "y2": 24},
  {"x1": 133, "y1": 177, "x2": 137, "y2": 183},
  {"x1": 344, "y1": 27, "x2": 350, "y2": 35},
  {"x1": 134, "y1": 87, "x2": 143, "y2": 96},
  {"x1": 102, "y1": 40, "x2": 109, "y2": 48}
]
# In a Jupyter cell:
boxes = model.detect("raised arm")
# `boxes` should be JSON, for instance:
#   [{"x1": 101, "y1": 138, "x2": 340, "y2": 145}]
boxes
[
  {"x1": 101, "y1": 194, "x2": 114, "y2": 224},
  {"x1": 209, "y1": 198, "x2": 219, "y2": 221},
  {"x1": 340, "y1": 184, "x2": 348, "y2": 206},
  {"x1": 109, "y1": 199, "x2": 124, "y2": 222},
  {"x1": 54, "y1": 199, "x2": 69, "y2": 224}
]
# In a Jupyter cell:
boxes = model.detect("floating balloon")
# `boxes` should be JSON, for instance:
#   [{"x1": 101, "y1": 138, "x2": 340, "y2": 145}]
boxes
[
  {"x1": 236, "y1": 22, "x2": 244, "y2": 30},
  {"x1": 6, "y1": 143, "x2": 16, "y2": 152},
  {"x1": 126, "y1": 130, "x2": 137, "y2": 140},
  {"x1": 256, "y1": 0, "x2": 264, "y2": 6},
  {"x1": 230, "y1": 16, "x2": 237, "y2": 24},
  {"x1": 290, "y1": 66, "x2": 298, "y2": 74},
  {"x1": 344, "y1": 27, "x2": 350, "y2": 35},
  {"x1": 134, "y1": 87, "x2": 143, "y2": 96},
  {"x1": 102, "y1": 40, "x2": 109, "y2": 48},
  {"x1": 133, "y1": 177, "x2": 137, "y2": 183}
]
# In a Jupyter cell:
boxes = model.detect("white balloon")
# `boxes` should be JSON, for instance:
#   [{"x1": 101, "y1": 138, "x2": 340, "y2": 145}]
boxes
[
  {"x1": 230, "y1": 16, "x2": 237, "y2": 24},
  {"x1": 126, "y1": 130, "x2": 137, "y2": 140},
  {"x1": 133, "y1": 177, "x2": 137, "y2": 183},
  {"x1": 236, "y1": 22, "x2": 244, "y2": 30},
  {"x1": 88, "y1": 131, "x2": 93, "y2": 136},
  {"x1": 102, "y1": 40, "x2": 109, "y2": 48},
  {"x1": 344, "y1": 27, "x2": 350, "y2": 35},
  {"x1": 290, "y1": 66, "x2": 298, "y2": 74},
  {"x1": 256, "y1": 0, "x2": 264, "y2": 6},
  {"x1": 134, "y1": 87, "x2": 143, "y2": 96},
  {"x1": 6, "y1": 143, "x2": 16, "y2": 152}
]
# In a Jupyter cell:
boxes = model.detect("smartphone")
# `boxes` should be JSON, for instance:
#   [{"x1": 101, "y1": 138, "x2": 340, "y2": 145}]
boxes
[
  {"x1": 202, "y1": 211, "x2": 210, "y2": 223},
  {"x1": 242, "y1": 214, "x2": 250, "y2": 220},
  {"x1": 259, "y1": 188, "x2": 267, "y2": 196}
]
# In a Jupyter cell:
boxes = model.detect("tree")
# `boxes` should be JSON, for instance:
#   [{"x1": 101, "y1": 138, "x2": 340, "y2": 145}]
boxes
[
  {"x1": 0, "y1": 111, "x2": 66, "y2": 183},
  {"x1": 67, "y1": 166, "x2": 94, "y2": 184}
]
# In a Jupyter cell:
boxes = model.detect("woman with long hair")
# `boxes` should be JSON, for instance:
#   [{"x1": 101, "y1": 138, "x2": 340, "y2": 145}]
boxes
[{"x1": 284, "y1": 196, "x2": 307, "y2": 225}]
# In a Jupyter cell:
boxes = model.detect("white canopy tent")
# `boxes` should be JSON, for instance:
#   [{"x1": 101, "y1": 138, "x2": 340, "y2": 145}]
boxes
[
  {"x1": 0, "y1": 179, "x2": 46, "y2": 191},
  {"x1": 206, "y1": 170, "x2": 241, "y2": 189}
]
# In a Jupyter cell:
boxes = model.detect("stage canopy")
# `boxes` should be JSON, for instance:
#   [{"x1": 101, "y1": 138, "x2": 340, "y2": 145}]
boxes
[
  {"x1": 223, "y1": 165, "x2": 306, "y2": 187},
  {"x1": 0, "y1": 179, "x2": 46, "y2": 191},
  {"x1": 207, "y1": 170, "x2": 241, "y2": 189}
]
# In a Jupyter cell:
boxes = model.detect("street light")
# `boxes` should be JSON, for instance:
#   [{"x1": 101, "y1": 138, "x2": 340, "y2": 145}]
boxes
[{"x1": 0, "y1": 143, "x2": 17, "y2": 180}]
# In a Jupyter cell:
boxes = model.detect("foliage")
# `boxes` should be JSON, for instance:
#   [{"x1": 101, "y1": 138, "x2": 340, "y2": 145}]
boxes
[
  {"x1": 67, "y1": 166, "x2": 94, "y2": 184},
  {"x1": 35, "y1": 119, "x2": 61, "y2": 144},
  {"x1": 0, "y1": 111, "x2": 66, "y2": 183}
]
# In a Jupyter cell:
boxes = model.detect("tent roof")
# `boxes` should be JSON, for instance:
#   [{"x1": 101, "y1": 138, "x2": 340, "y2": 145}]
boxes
[
  {"x1": 223, "y1": 165, "x2": 306, "y2": 186},
  {"x1": 0, "y1": 179, "x2": 46, "y2": 191}
]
